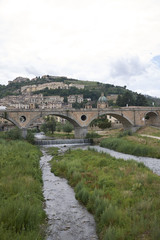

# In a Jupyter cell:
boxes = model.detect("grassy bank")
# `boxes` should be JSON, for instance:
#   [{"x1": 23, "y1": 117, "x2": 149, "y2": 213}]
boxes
[
  {"x1": 50, "y1": 148, "x2": 160, "y2": 240},
  {"x1": 137, "y1": 126, "x2": 160, "y2": 137},
  {"x1": 100, "y1": 134, "x2": 160, "y2": 158},
  {"x1": 0, "y1": 139, "x2": 46, "y2": 240}
]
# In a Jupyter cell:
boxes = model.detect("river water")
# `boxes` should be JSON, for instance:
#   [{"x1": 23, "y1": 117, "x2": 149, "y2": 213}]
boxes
[{"x1": 40, "y1": 147, "x2": 98, "y2": 240}]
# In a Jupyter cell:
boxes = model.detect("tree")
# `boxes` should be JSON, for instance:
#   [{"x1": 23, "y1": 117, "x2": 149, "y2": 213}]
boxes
[
  {"x1": 56, "y1": 122, "x2": 62, "y2": 132},
  {"x1": 46, "y1": 119, "x2": 56, "y2": 134},
  {"x1": 121, "y1": 91, "x2": 135, "y2": 106},
  {"x1": 6, "y1": 127, "x2": 22, "y2": 140},
  {"x1": 62, "y1": 121, "x2": 73, "y2": 134},
  {"x1": 41, "y1": 123, "x2": 48, "y2": 133},
  {"x1": 98, "y1": 119, "x2": 111, "y2": 129},
  {"x1": 116, "y1": 91, "x2": 135, "y2": 107},
  {"x1": 116, "y1": 95, "x2": 123, "y2": 106},
  {"x1": 90, "y1": 115, "x2": 111, "y2": 129},
  {"x1": 40, "y1": 116, "x2": 56, "y2": 134},
  {"x1": 135, "y1": 94, "x2": 148, "y2": 106},
  {"x1": 64, "y1": 96, "x2": 68, "y2": 103}
]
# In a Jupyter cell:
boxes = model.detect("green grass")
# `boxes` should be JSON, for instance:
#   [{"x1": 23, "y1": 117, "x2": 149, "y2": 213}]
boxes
[
  {"x1": 0, "y1": 139, "x2": 46, "y2": 240},
  {"x1": 100, "y1": 136, "x2": 160, "y2": 158},
  {"x1": 49, "y1": 148, "x2": 160, "y2": 240}
]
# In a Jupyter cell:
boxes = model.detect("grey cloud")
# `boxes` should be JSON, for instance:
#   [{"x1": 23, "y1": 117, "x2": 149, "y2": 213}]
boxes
[
  {"x1": 25, "y1": 66, "x2": 41, "y2": 76},
  {"x1": 110, "y1": 56, "x2": 146, "y2": 78}
]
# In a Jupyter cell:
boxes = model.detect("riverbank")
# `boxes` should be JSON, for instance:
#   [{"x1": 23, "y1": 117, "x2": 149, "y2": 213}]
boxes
[
  {"x1": 100, "y1": 132, "x2": 160, "y2": 158},
  {"x1": 0, "y1": 139, "x2": 46, "y2": 240},
  {"x1": 137, "y1": 126, "x2": 160, "y2": 137},
  {"x1": 49, "y1": 147, "x2": 160, "y2": 240}
]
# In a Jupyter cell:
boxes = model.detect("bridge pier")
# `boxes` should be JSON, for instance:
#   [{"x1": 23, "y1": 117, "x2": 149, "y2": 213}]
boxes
[
  {"x1": 21, "y1": 128, "x2": 28, "y2": 139},
  {"x1": 123, "y1": 125, "x2": 141, "y2": 133},
  {"x1": 74, "y1": 126, "x2": 88, "y2": 139}
]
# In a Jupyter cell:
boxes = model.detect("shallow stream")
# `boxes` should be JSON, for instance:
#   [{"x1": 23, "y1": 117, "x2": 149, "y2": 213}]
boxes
[{"x1": 40, "y1": 148, "x2": 98, "y2": 240}]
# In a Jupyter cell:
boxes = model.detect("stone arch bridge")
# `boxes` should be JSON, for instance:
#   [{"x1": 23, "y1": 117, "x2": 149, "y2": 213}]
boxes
[{"x1": 0, "y1": 107, "x2": 160, "y2": 138}]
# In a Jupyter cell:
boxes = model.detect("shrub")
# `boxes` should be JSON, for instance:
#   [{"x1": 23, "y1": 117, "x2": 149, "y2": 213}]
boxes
[
  {"x1": 86, "y1": 131, "x2": 100, "y2": 139},
  {"x1": 56, "y1": 122, "x2": 62, "y2": 132},
  {"x1": 62, "y1": 121, "x2": 73, "y2": 134},
  {"x1": 76, "y1": 187, "x2": 90, "y2": 205},
  {"x1": 6, "y1": 127, "x2": 22, "y2": 140},
  {"x1": 118, "y1": 130, "x2": 133, "y2": 138},
  {"x1": 26, "y1": 131, "x2": 35, "y2": 144},
  {"x1": 104, "y1": 226, "x2": 125, "y2": 240},
  {"x1": 101, "y1": 204, "x2": 118, "y2": 226},
  {"x1": 104, "y1": 226, "x2": 117, "y2": 240}
]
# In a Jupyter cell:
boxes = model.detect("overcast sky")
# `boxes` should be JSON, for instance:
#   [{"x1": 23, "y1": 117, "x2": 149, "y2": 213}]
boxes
[{"x1": 1, "y1": 0, "x2": 160, "y2": 97}]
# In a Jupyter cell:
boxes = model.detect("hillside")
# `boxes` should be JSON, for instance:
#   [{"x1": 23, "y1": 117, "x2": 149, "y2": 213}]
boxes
[{"x1": 0, "y1": 75, "x2": 159, "y2": 107}]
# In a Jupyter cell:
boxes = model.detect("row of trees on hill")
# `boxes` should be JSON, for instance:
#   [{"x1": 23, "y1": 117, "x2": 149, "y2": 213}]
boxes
[{"x1": 116, "y1": 91, "x2": 148, "y2": 107}]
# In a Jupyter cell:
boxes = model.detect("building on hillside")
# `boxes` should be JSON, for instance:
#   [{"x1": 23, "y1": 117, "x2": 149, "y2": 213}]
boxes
[
  {"x1": 44, "y1": 95, "x2": 64, "y2": 104},
  {"x1": 55, "y1": 116, "x2": 66, "y2": 124},
  {"x1": 107, "y1": 115, "x2": 122, "y2": 128},
  {"x1": 85, "y1": 98, "x2": 91, "y2": 102},
  {"x1": 67, "y1": 95, "x2": 83, "y2": 104},
  {"x1": 85, "y1": 102, "x2": 93, "y2": 109},
  {"x1": 62, "y1": 103, "x2": 72, "y2": 109},
  {"x1": 9, "y1": 102, "x2": 30, "y2": 109},
  {"x1": 21, "y1": 82, "x2": 69, "y2": 93},
  {"x1": 97, "y1": 93, "x2": 108, "y2": 109},
  {"x1": 69, "y1": 83, "x2": 84, "y2": 89},
  {"x1": 29, "y1": 94, "x2": 44, "y2": 105},
  {"x1": 39, "y1": 102, "x2": 63, "y2": 109},
  {"x1": 0, "y1": 93, "x2": 66, "y2": 110}
]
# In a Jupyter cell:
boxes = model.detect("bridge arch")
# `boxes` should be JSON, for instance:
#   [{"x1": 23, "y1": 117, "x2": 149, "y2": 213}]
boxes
[
  {"x1": 25, "y1": 112, "x2": 81, "y2": 129},
  {"x1": 0, "y1": 114, "x2": 20, "y2": 129},
  {"x1": 90, "y1": 111, "x2": 134, "y2": 130},
  {"x1": 25, "y1": 111, "x2": 87, "y2": 138},
  {"x1": 144, "y1": 111, "x2": 159, "y2": 126}
]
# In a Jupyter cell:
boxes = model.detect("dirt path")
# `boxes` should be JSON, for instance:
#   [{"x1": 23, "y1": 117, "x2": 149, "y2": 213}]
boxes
[{"x1": 140, "y1": 134, "x2": 160, "y2": 140}]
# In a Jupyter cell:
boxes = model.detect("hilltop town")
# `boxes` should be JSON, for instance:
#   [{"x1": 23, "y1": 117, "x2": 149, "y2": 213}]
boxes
[
  {"x1": 1, "y1": 78, "x2": 85, "y2": 110},
  {"x1": 0, "y1": 75, "x2": 119, "y2": 110}
]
